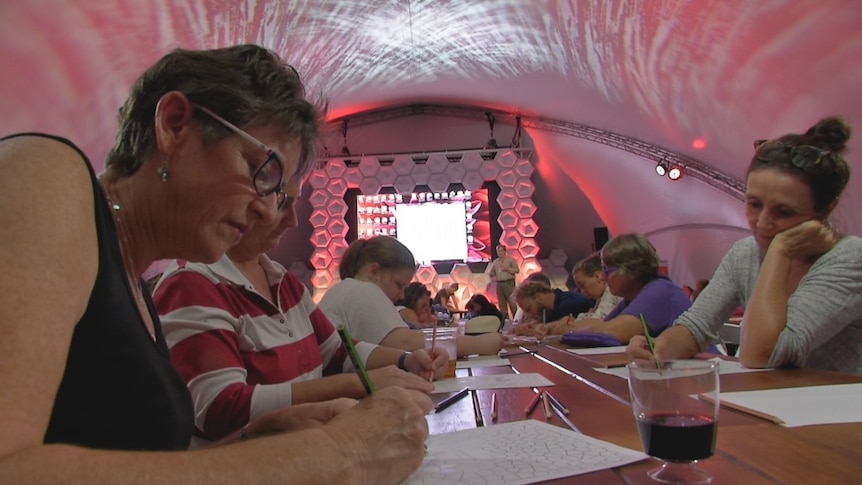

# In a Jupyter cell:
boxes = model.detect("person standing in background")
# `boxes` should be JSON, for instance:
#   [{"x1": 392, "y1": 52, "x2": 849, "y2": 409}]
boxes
[{"x1": 488, "y1": 244, "x2": 519, "y2": 319}]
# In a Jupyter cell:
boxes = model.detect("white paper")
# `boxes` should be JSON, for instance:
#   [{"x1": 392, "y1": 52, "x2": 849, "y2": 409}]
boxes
[
  {"x1": 594, "y1": 357, "x2": 773, "y2": 379},
  {"x1": 432, "y1": 373, "x2": 554, "y2": 393},
  {"x1": 456, "y1": 357, "x2": 511, "y2": 369},
  {"x1": 405, "y1": 420, "x2": 646, "y2": 485},
  {"x1": 720, "y1": 383, "x2": 862, "y2": 427},
  {"x1": 567, "y1": 346, "x2": 629, "y2": 355}
]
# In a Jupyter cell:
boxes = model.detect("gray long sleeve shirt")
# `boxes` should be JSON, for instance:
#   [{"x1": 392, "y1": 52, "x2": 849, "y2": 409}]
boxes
[{"x1": 676, "y1": 235, "x2": 862, "y2": 375}]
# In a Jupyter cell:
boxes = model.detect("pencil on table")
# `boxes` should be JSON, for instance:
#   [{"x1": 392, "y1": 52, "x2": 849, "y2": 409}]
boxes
[
  {"x1": 491, "y1": 392, "x2": 498, "y2": 422},
  {"x1": 542, "y1": 391, "x2": 552, "y2": 420}
]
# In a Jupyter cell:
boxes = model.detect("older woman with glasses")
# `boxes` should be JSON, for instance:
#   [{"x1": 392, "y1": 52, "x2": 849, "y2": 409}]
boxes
[
  {"x1": 628, "y1": 116, "x2": 862, "y2": 374},
  {"x1": 537, "y1": 234, "x2": 691, "y2": 343},
  {"x1": 0, "y1": 45, "x2": 431, "y2": 485}
]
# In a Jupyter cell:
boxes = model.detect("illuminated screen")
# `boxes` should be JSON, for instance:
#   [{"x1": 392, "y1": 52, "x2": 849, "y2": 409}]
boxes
[{"x1": 356, "y1": 190, "x2": 492, "y2": 264}]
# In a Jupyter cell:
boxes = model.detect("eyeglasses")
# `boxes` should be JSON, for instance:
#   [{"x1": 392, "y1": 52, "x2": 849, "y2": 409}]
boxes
[
  {"x1": 753, "y1": 139, "x2": 831, "y2": 169},
  {"x1": 194, "y1": 105, "x2": 287, "y2": 209},
  {"x1": 601, "y1": 264, "x2": 620, "y2": 276}
]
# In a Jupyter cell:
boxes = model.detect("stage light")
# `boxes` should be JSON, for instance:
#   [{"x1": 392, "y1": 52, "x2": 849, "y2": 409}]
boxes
[
  {"x1": 668, "y1": 164, "x2": 685, "y2": 180},
  {"x1": 655, "y1": 158, "x2": 668, "y2": 176},
  {"x1": 484, "y1": 112, "x2": 497, "y2": 149}
]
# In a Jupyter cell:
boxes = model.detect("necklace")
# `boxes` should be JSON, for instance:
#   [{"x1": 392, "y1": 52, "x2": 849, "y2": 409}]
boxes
[{"x1": 101, "y1": 185, "x2": 156, "y2": 341}]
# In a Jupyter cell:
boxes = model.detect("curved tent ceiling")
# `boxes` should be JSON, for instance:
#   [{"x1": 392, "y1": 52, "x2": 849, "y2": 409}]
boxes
[{"x1": 1, "y1": 0, "x2": 860, "y2": 282}]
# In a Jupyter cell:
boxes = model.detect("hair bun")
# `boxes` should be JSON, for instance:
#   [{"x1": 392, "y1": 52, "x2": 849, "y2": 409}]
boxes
[{"x1": 807, "y1": 116, "x2": 851, "y2": 153}]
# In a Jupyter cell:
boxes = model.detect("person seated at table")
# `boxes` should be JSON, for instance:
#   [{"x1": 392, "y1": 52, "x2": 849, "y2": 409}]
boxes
[
  {"x1": 540, "y1": 233, "x2": 692, "y2": 344},
  {"x1": 628, "y1": 116, "x2": 862, "y2": 374},
  {"x1": 396, "y1": 282, "x2": 437, "y2": 329},
  {"x1": 319, "y1": 236, "x2": 505, "y2": 357},
  {"x1": 432, "y1": 282, "x2": 461, "y2": 315},
  {"x1": 510, "y1": 280, "x2": 595, "y2": 337},
  {"x1": 511, "y1": 272, "x2": 552, "y2": 325},
  {"x1": 0, "y1": 44, "x2": 430, "y2": 485},
  {"x1": 154, "y1": 181, "x2": 446, "y2": 444},
  {"x1": 571, "y1": 253, "x2": 623, "y2": 321},
  {"x1": 465, "y1": 293, "x2": 504, "y2": 321}
]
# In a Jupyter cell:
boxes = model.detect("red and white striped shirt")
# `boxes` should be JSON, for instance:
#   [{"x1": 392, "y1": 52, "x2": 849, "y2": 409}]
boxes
[{"x1": 153, "y1": 255, "x2": 376, "y2": 442}]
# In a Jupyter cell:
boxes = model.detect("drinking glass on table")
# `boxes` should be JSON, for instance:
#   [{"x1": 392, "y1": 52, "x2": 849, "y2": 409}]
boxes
[
  {"x1": 423, "y1": 327, "x2": 457, "y2": 378},
  {"x1": 627, "y1": 360, "x2": 719, "y2": 484}
]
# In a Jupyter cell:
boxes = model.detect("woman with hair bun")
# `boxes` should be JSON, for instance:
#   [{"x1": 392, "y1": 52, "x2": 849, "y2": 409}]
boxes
[{"x1": 629, "y1": 116, "x2": 862, "y2": 374}]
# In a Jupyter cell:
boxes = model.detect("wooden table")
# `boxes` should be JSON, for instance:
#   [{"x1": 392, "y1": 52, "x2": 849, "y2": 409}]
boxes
[{"x1": 429, "y1": 342, "x2": 862, "y2": 484}]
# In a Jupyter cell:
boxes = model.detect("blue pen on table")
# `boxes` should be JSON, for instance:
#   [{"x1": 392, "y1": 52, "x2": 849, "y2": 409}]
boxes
[
  {"x1": 434, "y1": 387, "x2": 470, "y2": 413},
  {"x1": 337, "y1": 325, "x2": 374, "y2": 395}
]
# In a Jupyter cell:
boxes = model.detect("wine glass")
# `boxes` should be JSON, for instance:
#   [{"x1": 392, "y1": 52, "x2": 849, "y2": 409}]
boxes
[{"x1": 627, "y1": 360, "x2": 719, "y2": 484}]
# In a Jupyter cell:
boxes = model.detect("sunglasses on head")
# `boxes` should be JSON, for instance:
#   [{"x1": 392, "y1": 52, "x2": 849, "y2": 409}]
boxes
[{"x1": 753, "y1": 139, "x2": 831, "y2": 169}]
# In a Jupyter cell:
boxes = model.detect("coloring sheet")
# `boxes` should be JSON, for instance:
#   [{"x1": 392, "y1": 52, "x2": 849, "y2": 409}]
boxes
[{"x1": 404, "y1": 420, "x2": 646, "y2": 485}]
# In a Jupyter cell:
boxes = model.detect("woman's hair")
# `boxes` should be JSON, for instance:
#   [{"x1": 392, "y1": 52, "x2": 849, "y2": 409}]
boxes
[
  {"x1": 748, "y1": 116, "x2": 852, "y2": 212},
  {"x1": 523, "y1": 272, "x2": 551, "y2": 287},
  {"x1": 107, "y1": 44, "x2": 325, "y2": 178},
  {"x1": 339, "y1": 236, "x2": 416, "y2": 280},
  {"x1": 397, "y1": 282, "x2": 431, "y2": 311},
  {"x1": 600, "y1": 233, "x2": 660, "y2": 284},
  {"x1": 572, "y1": 253, "x2": 602, "y2": 277},
  {"x1": 465, "y1": 293, "x2": 503, "y2": 320},
  {"x1": 512, "y1": 280, "x2": 554, "y2": 301}
]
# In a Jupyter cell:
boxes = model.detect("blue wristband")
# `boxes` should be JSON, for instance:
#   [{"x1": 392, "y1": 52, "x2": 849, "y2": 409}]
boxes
[{"x1": 397, "y1": 352, "x2": 409, "y2": 371}]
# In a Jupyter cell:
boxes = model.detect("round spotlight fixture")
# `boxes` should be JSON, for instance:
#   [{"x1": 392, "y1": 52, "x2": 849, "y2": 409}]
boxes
[
  {"x1": 668, "y1": 164, "x2": 685, "y2": 181},
  {"x1": 655, "y1": 159, "x2": 668, "y2": 176}
]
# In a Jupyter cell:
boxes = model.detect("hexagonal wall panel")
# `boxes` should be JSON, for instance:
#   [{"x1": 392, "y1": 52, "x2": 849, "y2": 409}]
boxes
[
  {"x1": 309, "y1": 189, "x2": 329, "y2": 208},
  {"x1": 514, "y1": 158, "x2": 534, "y2": 178},
  {"x1": 326, "y1": 178, "x2": 348, "y2": 197},
  {"x1": 358, "y1": 157, "x2": 381, "y2": 177},
  {"x1": 426, "y1": 154, "x2": 449, "y2": 174},
  {"x1": 514, "y1": 180, "x2": 535, "y2": 199},
  {"x1": 393, "y1": 155, "x2": 415, "y2": 175},
  {"x1": 359, "y1": 177, "x2": 382, "y2": 195},
  {"x1": 325, "y1": 159, "x2": 347, "y2": 179},
  {"x1": 461, "y1": 152, "x2": 484, "y2": 171},
  {"x1": 344, "y1": 167, "x2": 364, "y2": 187},
  {"x1": 461, "y1": 171, "x2": 485, "y2": 191},
  {"x1": 477, "y1": 162, "x2": 500, "y2": 181},
  {"x1": 495, "y1": 150, "x2": 518, "y2": 168},
  {"x1": 548, "y1": 248, "x2": 568, "y2": 267}
]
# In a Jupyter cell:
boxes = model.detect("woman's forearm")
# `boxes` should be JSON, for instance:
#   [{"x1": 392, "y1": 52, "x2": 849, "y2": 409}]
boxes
[{"x1": 739, "y1": 242, "x2": 793, "y2": 367}]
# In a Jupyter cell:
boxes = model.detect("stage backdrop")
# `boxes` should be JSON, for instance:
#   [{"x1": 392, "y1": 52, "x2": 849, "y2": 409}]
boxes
[{"x1": 306, "y1": 148, "x2": 538, "y2": 304}]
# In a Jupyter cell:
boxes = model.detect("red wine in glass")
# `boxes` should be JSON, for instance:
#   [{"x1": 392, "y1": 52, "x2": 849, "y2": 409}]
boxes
[{"x1": 636, "y1": 413, "x2": 717, "y2": 462}]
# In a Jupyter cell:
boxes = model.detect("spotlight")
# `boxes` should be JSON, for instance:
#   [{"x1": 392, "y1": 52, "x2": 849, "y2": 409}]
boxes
[
  {"x1": 668, "y1": 164, "x2": 685, "y2": 181},
  {"x1": 655, "y1": 158, "x2": 669, "y2": 176}
]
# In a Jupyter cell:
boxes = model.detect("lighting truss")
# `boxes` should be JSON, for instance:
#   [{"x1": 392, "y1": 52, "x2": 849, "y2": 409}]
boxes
[{"x1": 319, "y1": 104, "x2": 746, "y2": 201}]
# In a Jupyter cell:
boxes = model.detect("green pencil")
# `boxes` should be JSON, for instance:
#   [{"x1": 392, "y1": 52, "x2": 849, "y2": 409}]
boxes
[
  {"x1": 337, "y1": 325, "x2": 375, "y2": 395},
  {"x1": 639, "y1": 313, "x2": 658, "y2": 363}
]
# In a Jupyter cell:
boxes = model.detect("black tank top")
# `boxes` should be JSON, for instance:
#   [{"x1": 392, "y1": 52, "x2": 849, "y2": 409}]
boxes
[{"x1": 3, "y1": 134, "x2": 194, "y2": 450}]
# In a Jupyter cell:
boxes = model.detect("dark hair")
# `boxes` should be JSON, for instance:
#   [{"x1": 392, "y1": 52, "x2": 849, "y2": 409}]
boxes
[
  {"x1": 397, "y1": 282, "x2": 431, "y2": 311},
  {"x1": 572, "y1": 253, "x2": 602, "y2": 277},
  {"x1": 107, "y1": 44, "x2": 324, "y2": 179},
  {"x1": 465, "y1": 293, "x2": 503, "y2": 320},
  {"x1": 523, "y1": 272, "x2": 551, "y2": 287},
  {"x1": 748, "y1": 116, "x2": 851, "y2": 212},
  {"x1": 339, "y1": 236, "x2": 416, "y2": 280},
  {"x1": 600, "y1": 233, "x2": 659, "y2": 284}
]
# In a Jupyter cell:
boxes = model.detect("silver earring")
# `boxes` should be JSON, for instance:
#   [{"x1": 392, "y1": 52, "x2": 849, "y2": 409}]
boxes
[{"x1": 157, "y1": 157, "x2": 169, "y2": 182}]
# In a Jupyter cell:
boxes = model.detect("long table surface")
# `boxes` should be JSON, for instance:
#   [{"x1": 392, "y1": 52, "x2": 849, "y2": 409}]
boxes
[{"x1": 428, "y1": 341, "x2": 862, "y2": 484}]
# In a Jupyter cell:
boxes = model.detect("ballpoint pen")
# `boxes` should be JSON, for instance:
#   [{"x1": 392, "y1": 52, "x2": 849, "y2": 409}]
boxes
[
  {"x1": 544, "y1": 391, "x2": 569, "y2": 415},
  {"x1": 434, "y1": 387, "x2": 469, "y2": 413},
  {"x1": 337, "y1": 325, "x2": 374, "y2": 395}
]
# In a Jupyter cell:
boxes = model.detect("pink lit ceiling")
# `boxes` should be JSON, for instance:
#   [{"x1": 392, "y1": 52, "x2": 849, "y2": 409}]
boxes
[{"x1": 2, "y1": 0, "x2": 861, "y2": 241}]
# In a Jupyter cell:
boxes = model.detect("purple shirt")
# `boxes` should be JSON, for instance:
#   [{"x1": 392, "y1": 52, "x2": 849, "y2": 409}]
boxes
[{"x1": 605, "y1": 276, "x2": 692, "y2": 336}]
